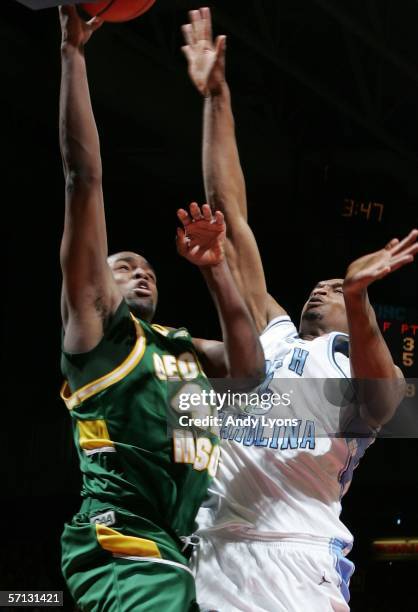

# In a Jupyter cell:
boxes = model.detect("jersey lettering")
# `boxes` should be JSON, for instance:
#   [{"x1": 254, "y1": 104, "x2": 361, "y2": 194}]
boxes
[
  {"x1": 163, "y1": 355, "x2": 178, "y2": 378},
  {"x1": 177, "y1": 353, "x2": 200, "y2": 380},
  {"x1": 288, "y1": 348, "x2": 309, "y2": 376},
  {"x1": 153, "y1": 352, "x2": 200, "y2": 381},
  {"x1": 300, "y1": 420, "x2": 316, "y2": 449},
  {"x1": 220, "y1": 418, "x2": 316, "y2": 451},
  {"x1": 254, "y1": 359, "x2": 285, "y2": 401},
  {"x1": 280, "y1": 421, "x2": 301, "y2": 449},
  {"x1": 153, "y1": 353, "x2": 167, "y2": 380},
  {"x1": 173, "y1": 430, "x2": 219, "y2": 475},
  {"x1": 207, "y1": 445, "x2": 221, "y2": 477},
  {"x1": 194, "y1": 437, "x2": 213, "y2": 471}
]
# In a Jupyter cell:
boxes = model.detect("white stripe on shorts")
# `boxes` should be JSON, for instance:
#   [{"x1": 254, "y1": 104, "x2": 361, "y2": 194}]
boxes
[{"x1": 113, "y1": 554, "x2": 194, "y2": 578}]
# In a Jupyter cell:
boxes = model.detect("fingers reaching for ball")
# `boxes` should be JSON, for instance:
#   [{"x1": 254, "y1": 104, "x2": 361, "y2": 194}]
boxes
[{"x1": 176, "y1": 203, "x2": 226, "y2": 267}]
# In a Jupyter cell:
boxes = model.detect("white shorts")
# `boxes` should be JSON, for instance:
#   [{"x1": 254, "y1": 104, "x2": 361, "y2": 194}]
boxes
[{"x1": 194, "y1": 536, "x2": 354, "y2": 612}]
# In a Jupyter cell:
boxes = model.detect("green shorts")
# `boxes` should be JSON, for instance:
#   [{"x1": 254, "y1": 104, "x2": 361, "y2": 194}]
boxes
[{"x1": 61, "y1": 499, "x2": 199, "y2": 612}]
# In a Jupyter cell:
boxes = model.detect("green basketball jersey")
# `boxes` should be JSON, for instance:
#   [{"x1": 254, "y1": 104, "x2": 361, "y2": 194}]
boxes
[{"x1": 61, "y1": 300, "x2": 219, "y2": 538}]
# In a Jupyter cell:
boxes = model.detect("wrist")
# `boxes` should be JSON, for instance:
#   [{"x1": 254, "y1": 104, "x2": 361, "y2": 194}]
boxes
[
  {"x1": 342, "y1": 281, "x2": 367, "y2": 299},
  {"x1": 343, "y1": 284, "x2": 371, "y2": 314},
  {"x1": 206, "y1": 80, "x2": 229, "y2": 99},
  {"x1": 61, "y1": 40, "x2": 85, "y2": 55},
  {"x1": 199, "y1": 258, "x2": 227, "y2": 275}
]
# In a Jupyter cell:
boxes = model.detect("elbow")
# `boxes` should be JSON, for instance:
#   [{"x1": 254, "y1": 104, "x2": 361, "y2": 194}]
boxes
[
  {"x1": 207, "y1": 188, "x2": 241, "y2": 213},
  {"x1": 244, "y1": 368, "x2": 266, "y2": 392},
  {"x1": 228, "y1": 355, "x2": 266, "y2": 391},
  {"x1": 64, "y1": 172, "x2": 102, "y2": 198},
  {"x1": 65, "y1": 169, "x2": 102, "y2": 187},
  {"x1": 359, "y1": 374, "x2": 406, "y2": 428},
  {"x1": 60, "y1": 142, "x2": 102, "y2": 185},
  {"x1": 247, "y1": 350, "x2": 267, "y2": 387}
]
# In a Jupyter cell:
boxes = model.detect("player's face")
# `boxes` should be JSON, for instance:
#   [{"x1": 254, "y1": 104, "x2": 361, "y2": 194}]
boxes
[
  {"x1": 300, "y1": 279, "x2": 348, "y2": 334},
  {"x1": 108, "y1": 252, "x2": 158, "y2": 322}
]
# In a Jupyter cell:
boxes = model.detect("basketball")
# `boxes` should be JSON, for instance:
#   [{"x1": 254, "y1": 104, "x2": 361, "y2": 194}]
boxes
[{"x1": 80, "y1": 0, "x2": 156, "y2": 23}]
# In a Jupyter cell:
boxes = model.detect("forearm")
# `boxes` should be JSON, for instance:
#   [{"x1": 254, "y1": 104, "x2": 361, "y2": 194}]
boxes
[
  {"x1": 345, "y1": 289, "x2": 397, "y2": 378},
  {"x1": 344, "y1": 288, "x2": 405, "y2": 424},
  {"x1": 203, "y1": 83, "x2": 247, "y2": 220},
  {"x1": 200, "y1": 260, "x2": 265, "y2": 381},
  {"x1": 203, "y1": 85, "x2": 271, "y2": 330},
  {"x1": 60, "y1": 44, "x2": 102, "y2": 180},
  {"x1": 59, "y1": 39, "x2": 110, "y2": 296}
]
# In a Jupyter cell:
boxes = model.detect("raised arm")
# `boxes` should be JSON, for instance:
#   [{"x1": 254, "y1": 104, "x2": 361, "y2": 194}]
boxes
[
  {"x1": 59, "y1": 7, "x2": 121, "y2": 354},
  {"x1": 177, "y1": 203, "x2": 265, "y2": 384},
  {"x1": 343, "y1": 230, "x2": 418, "y2": 427},
  {"x1": 182, "y1": 7, "x2": 286, "y2": 333}
]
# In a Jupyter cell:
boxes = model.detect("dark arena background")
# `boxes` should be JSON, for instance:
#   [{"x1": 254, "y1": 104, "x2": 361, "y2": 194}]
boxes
[{"x1": 1, "y1": 0, "x2": 418, "y2": 610}]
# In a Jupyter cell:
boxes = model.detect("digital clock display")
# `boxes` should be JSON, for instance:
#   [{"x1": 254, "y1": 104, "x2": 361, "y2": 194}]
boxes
[{"x1": 342, "y1": 198, "x2": 384, "y2": 222}]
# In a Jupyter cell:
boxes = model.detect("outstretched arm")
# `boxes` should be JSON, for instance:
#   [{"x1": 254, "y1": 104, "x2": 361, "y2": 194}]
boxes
[
  {"x1": 343, "y1": 230, "x2": 418, "y2": 427},
  {"x1": 59, "y1": 7, "x2": 121, "y2": 354},
  {"x1": 177, "y1": 203, "x2": 265, "y2": 384},
  {"x1": 182, "y1": 7, "x2": 286, "y2": 333}
]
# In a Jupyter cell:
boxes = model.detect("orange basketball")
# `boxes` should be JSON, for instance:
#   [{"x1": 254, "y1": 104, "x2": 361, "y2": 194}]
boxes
[{"x1": 80, "y1": 0, "x2": 156, "y2": 23}]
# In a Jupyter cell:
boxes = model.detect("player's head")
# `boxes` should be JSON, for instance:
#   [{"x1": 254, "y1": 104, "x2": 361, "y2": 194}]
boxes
[
  {"x1": 299, "y1": 279, "x2": 348, "y2": 337},
  {"x1": 108, "y1": 251, "x2": 158, "y2": 322}
]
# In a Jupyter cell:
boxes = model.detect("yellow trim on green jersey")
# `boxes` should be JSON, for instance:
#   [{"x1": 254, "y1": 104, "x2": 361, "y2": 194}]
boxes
[
  {"x1": 151, "y1": 323, "x2": 170, "y2": 336},
  {"x1": 61, "y1": 315, "x2": 146, "y2": 410},
  {"x1": 78, "y1": 419, "x2": 114, "y2": 451},
  {"x1": 95, "y1": 524, "x2": 162, "y2": 558}
]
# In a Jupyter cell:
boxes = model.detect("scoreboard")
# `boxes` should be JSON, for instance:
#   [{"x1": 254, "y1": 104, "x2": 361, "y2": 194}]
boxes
[
  {"x1": 375, "y1": 303, "x2": 418, "y2": 378},
  {"x1": 375, "y1": 304, "x2": 418, "y2": 433}
]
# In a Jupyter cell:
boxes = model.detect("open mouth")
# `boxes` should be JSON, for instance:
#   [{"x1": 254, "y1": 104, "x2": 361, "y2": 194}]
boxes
[
  {"x1": 134, "y1": 286, "x2": 152, "y2": 297},
  {"x1": 307, "y1": 298, "x2": 324, "y2": 308}
]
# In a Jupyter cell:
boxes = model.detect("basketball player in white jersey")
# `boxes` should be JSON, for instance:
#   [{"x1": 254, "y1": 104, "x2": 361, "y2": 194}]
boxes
[{"x1": 182, "y1": 8, "x2": 418, "y2": 611}]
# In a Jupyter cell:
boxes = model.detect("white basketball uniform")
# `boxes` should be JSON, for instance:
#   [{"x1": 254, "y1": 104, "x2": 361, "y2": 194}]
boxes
[{"x1": 194, "y1": 316, "x2": 375, "y2": 612}]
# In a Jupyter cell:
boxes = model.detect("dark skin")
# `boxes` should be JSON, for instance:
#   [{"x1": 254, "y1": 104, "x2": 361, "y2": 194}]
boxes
[
  {"x1": 107, "y1": 252, "x2": 158, "y2": 323},
  {"x1": 300, "y1": 279, "x2": 348, "y2": 339},
  {"x1": 183, "y1": 7, "x2": 418, "y2": 426},
  {"x1": 59, "y1": 6, "x2": 265, "y2": 384}
]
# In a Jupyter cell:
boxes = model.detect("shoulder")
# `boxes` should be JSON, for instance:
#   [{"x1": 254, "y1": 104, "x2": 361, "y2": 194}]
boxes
[
  {"x1": 61, "y1": 300, "x2": 142, "y2": 394},
  {"x1": 261, "y1": 315, "x2": 299, "y2": 341},
  {"x1": 260, "y1": 315, "x2": 299, "y2": 359}
]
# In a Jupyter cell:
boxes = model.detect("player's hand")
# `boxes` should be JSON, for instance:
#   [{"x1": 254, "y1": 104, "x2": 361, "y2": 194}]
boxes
[
  {"x1": 343, "y1": 229, "x2": 418, "y2": 295},
  {"x1": 182, "y1": 7, "x2": 226, "y2": 96},
  {"x1": 177, "y1": 203, "x2": 226, "y2": 267},
  {"x1": 59, "y1": 5, "x2": 103, "y2": 48}
]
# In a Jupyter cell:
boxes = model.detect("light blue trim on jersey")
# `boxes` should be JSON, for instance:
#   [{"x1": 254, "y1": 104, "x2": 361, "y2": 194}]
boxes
[
  {"x1": 338, "y1": 449, "x2": 352, "y2": 496},
  {"x1": 330, "y1": 538, "x2": 355, "y2": 604},
  {"x1": 339, "y1": 419, "x2": 375, "y2": 499},
  {"x1": 327, "y1": 332, "x2": 350, "y2": 378}
]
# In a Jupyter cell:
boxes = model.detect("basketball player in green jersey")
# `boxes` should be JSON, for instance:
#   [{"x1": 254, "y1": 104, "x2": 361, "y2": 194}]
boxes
[{"x1": 58, "y1": 6, "x2": 264, "y2": 612}]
